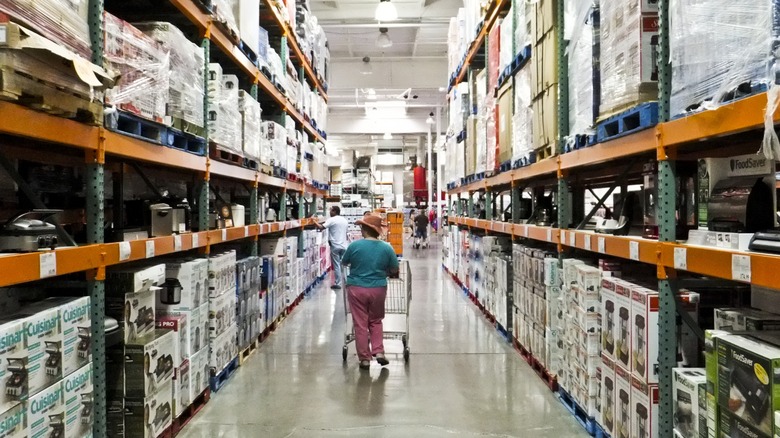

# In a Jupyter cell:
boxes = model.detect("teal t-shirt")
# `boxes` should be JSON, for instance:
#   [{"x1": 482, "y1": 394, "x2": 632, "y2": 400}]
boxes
[{"x1": 342, "y1": 239, "x2": 399, "y2": 288}]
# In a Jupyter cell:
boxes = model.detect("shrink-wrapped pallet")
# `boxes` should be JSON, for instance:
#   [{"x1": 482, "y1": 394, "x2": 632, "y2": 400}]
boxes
[
  {"x1": 239, "y1": 90, "x2": 262, "y2": 160},
  {"x1": 566, "y1": 0, "x2": 598, "y2": 136},
  {"x1": 0, "y1": 0, "x2": 90, "y2": 57}
]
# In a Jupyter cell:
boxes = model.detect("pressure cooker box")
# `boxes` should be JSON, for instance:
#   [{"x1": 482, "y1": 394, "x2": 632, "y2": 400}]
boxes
[
  {"x1": 672, "y1": 368, "x2": 707, "y2": 438},
  {"x1": 159, "y1": 258, "x2": 208, "y2": 311},
  {"x1": 716, "y1": 332, "x2": 780, "y2": 436},
  {"x1": 601, "y1": 353, "x2": 616, "y2": 437},
  {"x1": 631, "y1": 377, "x2": 659, "y2": 438}
]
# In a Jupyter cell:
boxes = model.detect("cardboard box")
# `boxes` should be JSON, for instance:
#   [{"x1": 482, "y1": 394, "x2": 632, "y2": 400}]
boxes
[
  {"x1": 209, "y1": 292, "x2": 237, "y2": 338},
  {"x1": 107, "y1": 264, "x2": 166, "y2": 294},
  {"x1": 17, "y1": 305, "x2": 61, "y2": 395},
  {"x1": 156, "y1": 314, "x2": 188, "y2": 366},
  {"x1": 616, "y1": 365, "x2": 632, "y2": 438},
  {"x1": 714, "y1": 308, "x2": 745, "y2": 331},
  {"x1": 602, "y1": 354, "x2": 616, "y2": 437},
  {"x1": 124, "y1": 329, "x2": 176, "y2": 398},
  {"x1": 174, "y1": 360, "x2": 190, "y2": 417},
  {"x1": 532, "y1": 31, "x2": 558, "y2": 97},
  {"x1": 705, "y1": 330, "x2": 730, "y2": 438},
  {"x1": 124, "y1": 379, "x2": 173, "y2": 438},
  {"x1": 209, "y1": 324, "x2": 237, "y2": 372},
  {"x1": 189, "y1": 348, "x2": 209, "y2": 402},
  {"x1": 159, "y1": 259, "x2": 208, "y2": 311},
  {"x1": 234, "y1": 0, "x2": 260, "y2": 56},
  {"x1": 28, "y1": 380, "x2": 64, "y2": 438},
  {"x1": 614, "y1": 279, "x2": 632, "y2": 370},
  {"x1": 0, "y1": 402, "x2": 26, "y2": 438},
  {"x1": 673, "y1": 368, "x2": 707, "y2": 438},
  {"x1": 107, "y1": 287, "x2": 156, "y2": 343},
  {"x1": 466, "y1": 116, "x2": 478, "y2": 176},
  {"x1": 632, "y1": 377, "x2": 659, "y2": 438},
  {"x1": 530, "y1": 0, "x2": 557, "y2": 43},
  {"x1": 0, "y1": 318, "x2": 29, "y2": 412},
  {"x1": 156, "y1": 306, "x2": 203, "y2": 363},
  {"x1": 55, "y1": 297, "x2": 91, "y2": 376},
  {"x1": 195, "y1": 304, "x2": 209, "y2": 354},
  {"x1": 602, "y1": 277, "x2": 618, "y2": 361},
  {"x1": 497, "y1": 81, "x2": 514, "y2": 165},
  {"x1": 63, "y1": 363, "x2": 93, "y2": 438},
  {"x1": 719, "y1": 408, "x2": 769, "y2": 438}
]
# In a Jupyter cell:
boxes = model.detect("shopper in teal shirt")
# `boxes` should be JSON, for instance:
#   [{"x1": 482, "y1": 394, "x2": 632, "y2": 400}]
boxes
[{"x1": 342, "y1": 214, "x2": 399, "y2": 370}]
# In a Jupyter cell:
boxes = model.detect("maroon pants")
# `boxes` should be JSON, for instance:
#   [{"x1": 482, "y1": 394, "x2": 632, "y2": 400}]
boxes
[{"x1": 347, "y1": 285, "x2": 387, "y2": 361}]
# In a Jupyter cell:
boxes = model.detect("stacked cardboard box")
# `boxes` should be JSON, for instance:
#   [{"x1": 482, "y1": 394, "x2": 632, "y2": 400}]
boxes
[
  {"x1": 207, "y1": 63, "x2": 242, "y2": 153},
  {"x1": 0, "y1": 0, "x2": 91, "y2": 58},
  {"x1": 239, "y1": 91, "x2": 262, "y2": 162},
  {"x1": 208, "y1": 251, "x2": 238, "y2": 373},
  {"x1": 236, "y1": 257, "x2": 263, "y2": 351}
]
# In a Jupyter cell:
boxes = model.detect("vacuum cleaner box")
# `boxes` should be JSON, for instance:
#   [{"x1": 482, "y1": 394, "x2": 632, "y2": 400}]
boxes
[
  {"x1": 124, "y1": 379, "x2": 173, "y2": 438},
  {"x1": 716, "y1": 333, "x2": 780, "y2": 436},
  {"x1": 0, "y1": 402, "x2": 26, "y2": 438},
  {"x1": 601, "y1": 353, "x2": 616, "y2": 437},
  {"x1": 107, "y1": 288, "x2": 156, "y2": 343},
  {"x1": 156, "y1": 314, "x2": 189, "y2": 366},
  {"x1": 673, "y1": 368, "x2": 707, "y2": 438},
  {"x1": 631, "y1": 377, "x2": 659, "y2": 438},
  {"x1": 124, "y1": 329, "x2": 175, "y2": 398},
  {"x1": 159, "y1": 259, "x2": 209, "y2": 311},
  {"x1": 28, "y1": 380, "x2": 64, "y2": 438},
  {"x1": 0, "y1": 317, "x2": 29, "y2": 413},
  {"x1": 601, "y1": 277, "x2": 618, "y2": 362},
  {"x1": 17, "y1": 305, "x2": 62, "y2": 396},
  {"x1": 615, "y1": 364, "x2": 632, "y2": 438},
  {"x1": 63, "y1": 362, "x2": 93, "y2": 438},
  {"x1": 614, "y1": 279, "x2": 633, "y2": 371}
]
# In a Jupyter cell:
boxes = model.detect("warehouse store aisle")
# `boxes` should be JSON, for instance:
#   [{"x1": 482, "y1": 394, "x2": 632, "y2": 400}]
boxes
[{"x1": 179, "y1": 238, "x2": 587, "y2": 438}]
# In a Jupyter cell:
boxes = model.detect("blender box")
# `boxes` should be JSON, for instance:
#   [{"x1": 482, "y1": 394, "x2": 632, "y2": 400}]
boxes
[
  {"x1": 614, "y1": 279, "x2": 633, "y2": 371},
  {"x1": 16, "y1": 304, "x2": 62, "y2": 396},
  {"x1": 189, "y1": 348, "x2": 209, "y2": 401},
  {"x1": 0, "y1": 402, "x2": 26, "y2": 438},
  {"x1": 615, "y1": 364, "x2": 632, "y2": 438},
  {"x1": 156, "y1": 314, "x2": 189, "y2": 365},
  {"x1": 631, "y1": 377, "x2": 659, "y2": 438},
  {"x1": 602, "y1": 277, "x2": 618, "y2": 361},
  {"x1": 124, "y1": 379, "x2": 173, "y2": 438},
  {"x1": 107, "y1": 288, "x2": 156, "y2": 343},
  {"x1": 209, "y1": 292, "x2": 236, "y2": 339},
  {"x1": 28, "y1": 380, "x2": 64, "y2": 438},
  {"x1": 159, "y1": 259, "x2": 208, "y2": 311},
  {"x1": 124, "y1": 329, "x2": 175, "y2": 398},
  {"x1": 673, "y1": 368, "x2": 707, "y2": 438},
  {"x1": 0, "y1": 317, "x2": 29, "y2": 413},
  {"x1": 209, "y1": 324, "x2": 237, "y2": 372},
  {"x1": 63, "y1": 363, "x2": 93, "y2": 438},
  {"x1": 602, "y1": 353, "x2": 616, "y2": 437},
  {"x1": 106, "y1": 264, "x2": 166, "y2": 294},
  {"x1": 173, "y1": 360, "x2": 190, "y2": 418}
]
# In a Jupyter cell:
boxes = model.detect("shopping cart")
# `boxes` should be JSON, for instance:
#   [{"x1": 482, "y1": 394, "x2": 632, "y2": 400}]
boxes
[{"x1": 342, "y1": 259, "x2": 412, "y2": 363}]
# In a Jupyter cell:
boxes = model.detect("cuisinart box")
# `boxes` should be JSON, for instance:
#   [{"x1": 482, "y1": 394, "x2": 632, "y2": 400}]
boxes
[
  {"x1": 30, "y1": 297, "x2": 91, "y2": 376},
  {"x1": 0, "y1": 317, "x2": 28, "y2": 413},
  {"x1": 64, "y1": 363, "x2": 93, "y2": 438},
  {"x1": 615, "y1": 364, "x2": 632, "y2": 438},
  {"x1": 0, "y1": 402, "x2": 26, "y2": 438},
  {"x1": 673, "y1": 368, "x2": 707, "y2": 438},
  {"x1": 601, "y1": 353, "x2": 616, "y2": 437},
  {"x1": 716, "y1": 332, "x2": 780, "y2": 436},
  {"x1": 28, "y1": 380, "x2": 64, "y2": 438},
  {"x1": 159, "y1": 259, "x2": 208, "y2": 311},
  {"x1": 107, "y1": 287, "x2": 156, "y2": 343},
  {"x1": 124, "y1": 379, "x2": 173, "y2": 438},
  {"x1": 156, "y1": 314, "x2": 189, "y2": 366},
  {"x1": 124, "y1": 329, "x2": 175, "y2": 398},
  {"x1": 16, "y1": 303, "x2": 62, "y2": 395}
]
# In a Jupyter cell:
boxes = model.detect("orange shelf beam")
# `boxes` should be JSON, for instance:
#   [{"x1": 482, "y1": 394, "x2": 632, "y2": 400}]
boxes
[
  {"x1": 0, "y1": 101, "x2": 99, "y2": 149},
  {"x1": 559, "y1": 128, "x2": 658, "y2": 171},
  {"x1": 104, "y1": 131, "x2": 206, "y2": 172},
  {"x1": 449, "y1": 0, "x2": 508, "y2": 89},
  {"x1": 449, "y1": 157, "x2": 558, "y2": 195}
]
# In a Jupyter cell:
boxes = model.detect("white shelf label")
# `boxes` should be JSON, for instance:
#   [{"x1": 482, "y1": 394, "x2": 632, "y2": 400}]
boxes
[
  {"x1": 731, "y1": 254, "x2": 752, "y2": 283},
  {"x1": 547, "y1": 229, "x2": 552, "y2": 242},
  {"x1": 221, "y1": 229, "x2": 227, "y2": 241},
  {"x1": 524, "y1": 226, "x2": 529, "y2": 237},
  {"x1": 145, "y1": 240, "x2": 155, "y2": 259},
  {"x1": 174, "y1": 235, "x2": 182, "y2": 252},
  {"x1": 598, "y1": 237, "x2": 606, "y2": 254},
  {"x1": 584, "y1": 237, "x2": 592, "y2": 251},
  {"x1": 119, "y1": 242, "x2": 131, "y2": 261},
  {"x1": 569, "y1": 231, "x2": 576, "y2": 247},
  {"x1": 39, "y1": 252, "x2": 56, "y2": 278},
  {"x1": 192, "y1": 233, "x2": 199, "y2": 248},
  {"x1": 674, "y1": 247, "x2": 687, "y2": 271},
  {"x1": 629, "y1": 241, "x2": 640, "y2": 261},
  {"x1": 244, "y1": 226, "x2": 250, "y2": 237}
]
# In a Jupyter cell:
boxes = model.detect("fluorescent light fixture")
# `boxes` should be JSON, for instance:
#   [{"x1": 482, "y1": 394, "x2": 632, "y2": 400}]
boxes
[
  {"x1": 360, "y1": 56, "x2": 373, "y2": 75},
  {"x1": 383, "y1": 132, "x2": 393, "y2": 140},
  {"x1": 375, "y1": 0, "x2": 398, "y2": 21},
  {"x1": 376, "y1": 28, "x2": 392, "y2": 48},
  {"x1": 365, "y1": 100, "x2": 407, "y2": 117}
]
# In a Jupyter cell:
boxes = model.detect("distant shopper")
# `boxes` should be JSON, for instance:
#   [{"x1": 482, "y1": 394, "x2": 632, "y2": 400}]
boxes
[
  {"x1": 414, "y1": 210, "x2": 429, "y2": 241},
  {"x1": 315, "y1": 206, "x2": 348, "y2": 289},
  {"x1": 342, "y1": 215, "x2": 399, "y2": 370}
]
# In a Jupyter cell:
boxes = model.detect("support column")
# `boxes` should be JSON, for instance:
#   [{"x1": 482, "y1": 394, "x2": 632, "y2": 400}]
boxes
[
  {"x1": 427, "y1": 118, "x2": 433, "y2": 210},
  {"x1": 485, "y1": 190, "x2": 493, "y2": 221},
  {"x1": 249, "y1": 180, "x2": 258, "y2": 257},
  {"x1": 436, "y1": 107, "x2": 443, "y2": 225},
  {"x1": 280, "y1": 190, "x2": 288, "y2": 221}
]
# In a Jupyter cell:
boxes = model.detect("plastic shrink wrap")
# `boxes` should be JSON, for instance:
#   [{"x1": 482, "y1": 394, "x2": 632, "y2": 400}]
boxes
[
  {"x1": 212, "y1": 0, "x2": 239, "y2": 36},
  {"x1": 104, "y1": 12, "x2": 169, "y2": 124},
  {"x1": 239, "y1": 90, "x2": 262, "y2": 160},
  {"x1": 566, "y1": 0, "x2": 598, "y2": 136},
  {"x1": 0, "y1": 0, "x2": 91, "y2": 57},
  {"x1": 208, "y1": 68, "x2": 242, "y2": 153},
  {"x1": 500, "y1": 5, "x2": 515, "y2": 73},
  {"x1": 136, "y1": 22, "x2": 205, "y2": 130},
  {"x1": 513, "y1": 68, "x2": 533, "y2": 162},
  {"x1": 260, "y1": 121, "x2": 287, "y2": 169},
  {"x1": 670, "y1": 0, "x2": 776, "y2": 117}
]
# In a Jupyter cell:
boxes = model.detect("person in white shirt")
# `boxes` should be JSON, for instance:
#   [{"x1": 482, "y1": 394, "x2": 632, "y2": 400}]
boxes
[{"x1": 315, "y1": 205, "x2": 349, "y2": 289}]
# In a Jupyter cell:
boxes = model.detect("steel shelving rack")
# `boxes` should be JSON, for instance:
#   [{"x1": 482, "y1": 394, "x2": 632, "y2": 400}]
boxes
[
  {"x1": 0, "y1": 0, "x2": 329, "y2": 436},
  {"x1": 445, "y1": 0, "x2": 780, "y2": 436}
]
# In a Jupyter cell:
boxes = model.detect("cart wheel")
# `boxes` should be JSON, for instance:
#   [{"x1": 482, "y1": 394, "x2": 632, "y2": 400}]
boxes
[
  {"x1": 403, "y1": 347, "x2": 410, "y2": 363},
  {"x1": 342, "y1": 346, "x2": 348, "y2": 362},
  {"x1": 401, "y1": 335, "x2": 407, "y2": 347}
]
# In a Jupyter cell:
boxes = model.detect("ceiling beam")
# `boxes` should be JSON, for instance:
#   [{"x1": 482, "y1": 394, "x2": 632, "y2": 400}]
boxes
[{"x1": 318, "y1": 18, "x2": 450, "y2": 28}]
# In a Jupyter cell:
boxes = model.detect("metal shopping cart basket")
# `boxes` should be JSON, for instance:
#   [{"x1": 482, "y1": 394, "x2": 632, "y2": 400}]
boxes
[{"x1": 342, "y1": 259, "x2": 412, "y2": 363}]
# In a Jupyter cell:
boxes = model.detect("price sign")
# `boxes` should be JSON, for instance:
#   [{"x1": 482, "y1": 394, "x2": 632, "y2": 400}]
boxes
[
  {"x1": 221, "y1": 229, "x2": 227, "y2": 241},
  {"x1": 598, "y1": 237, "x2": 606, "y2": 254},
  {"x1": 731, "y1": 254, "x2": 752, "y2": 282},
  {"x1": 547, "y1": 229, "x2": 553, "y2": 242},
  {"x1": 244, "y1": 226, "x2": 250, "y2": 237},
  {"x1": 629, "y1": 241, "x2": 639, "y2": 261},
  {"x1": 569, "y1": 231, "x2": 576, "y2": 247},
  {"x1": 145, "y1": 240, "x2": 155, "y2": 258},
  {"x1": 673, "y1": 247, "x2": 687, "y2": 271},
  {"x1": 39, "y1": 253, "x2": 56, "y2": 278},
  {"x1": 524, "y1": 226, "x2": 529, "y2": 237},
  {"x1": 119, "y1": 242, "x2": 131, "y2": 261},
  {"x1": 174, "y1": 235, "x2": 182, "y2": 252},
  {"x1": 192, "y1": 233, "x2": 199, "y2": 248},
  {"x1": 584, "y1": 237, "x2": 592, "y2": 251}
]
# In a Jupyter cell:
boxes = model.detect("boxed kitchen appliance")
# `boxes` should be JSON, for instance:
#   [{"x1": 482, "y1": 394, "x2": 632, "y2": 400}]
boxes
[
  {"x1": 602, "y1": 276, "x2": 618, "y2": 361},
  {"x1": 632, "y1": 377, "x2": 659, "y2": 438},
  {"x1": 63, "y1": 363, "x2": 94, "y2": 438},
  {"x1": 602, "y1": 353, "x2": 616, "y2": 437},
  {"x1": 124, "y1": 329, "x2": 176, "y2": 398},
  {"x1": 124, "y1": 379, "x2": 173, "y2": 438},
  {"x1": 673, "y1": 367, "x2": 707, "y2": 438},
  {"x1": 615, "y1": 364, "x2": 632, "y2": 438},
  {"x1": 16, "y1": 304, "x2": 61, "y2": 395},
  {"x1": 156, "y1": 314, "x2": 189, "y2": 365},
  {"x1": 28, "y1": 380, "x2": 64, "y2": 438},
  {"x1": 158, "y1": 259, "x2": 208, "y2": 311}
]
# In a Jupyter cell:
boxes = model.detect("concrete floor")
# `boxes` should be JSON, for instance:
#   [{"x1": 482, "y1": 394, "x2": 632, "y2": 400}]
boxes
[{"x1": 179, "y1": 238, "x2": 588, "y2": 438}]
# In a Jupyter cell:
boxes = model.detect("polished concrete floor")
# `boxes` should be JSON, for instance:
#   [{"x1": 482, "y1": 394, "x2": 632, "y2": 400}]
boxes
[{"x1": 180, "y1": 237, "x2": 588, "y2": 438}]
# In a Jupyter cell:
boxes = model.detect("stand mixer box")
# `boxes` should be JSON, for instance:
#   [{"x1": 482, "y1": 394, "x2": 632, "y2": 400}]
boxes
[
  {"x1": 673, "y1": 368, "x2": 707, "y2": 438},
  {"x1": 124, "y1": 330, "x2": 175, "y2": 398},
  {"x1": 124, "y1": 379, "x2": 173, "y2": 438},
  {"x1": 107, "y1": 288, "x2": 156, "y2": 343},
  {"x1": 64, "y1": 363, "x2": 93, "y2": 438},
  {"x1": 28, "y1": 380, "x2": 64, "y2": 438},
  {"x1": 631, "y1": 377, "x2": 659, "y2": 438}
]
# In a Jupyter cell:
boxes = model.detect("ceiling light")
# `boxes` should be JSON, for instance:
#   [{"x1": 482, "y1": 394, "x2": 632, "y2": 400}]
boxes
[
  {"x1": 375, "y1": 0, "x2": 398, "y2": 21},
  {"x1": 376, "y1": 28, "x2": 393, "y2": 48},
  {"x1": 426, "y1": 111, "x2": 434, "y2": 125},
  {"x1": 360, "y1": 56, "x2": 373, "y2": 75},
  {"x1": 383, "y1": 132, "x2": 393, "y2": 140}
]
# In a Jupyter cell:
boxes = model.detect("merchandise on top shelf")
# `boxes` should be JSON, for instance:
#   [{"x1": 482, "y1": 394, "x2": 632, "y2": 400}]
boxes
[
  {"x1": 103, "y1": 12, "x2": 169, "y2": 124},
  {"x1": 512, "y1": 67, "x2": 533, "y2": 163},
  {"x1": 234, "y1": 0, "x2": 260, "y2": 56},
  {"x1": 208, "y1": 65, "x2": 242, "y2": 153},
  {"x1": 599, "y1": 0, "x2": 659, "y2": 118},
  {"x1": 239, "y1": 90, "x2": 262, "y2": 161},
  {"x1": 0, "y1": 0, "x2": 91, "y2": 58},
  {"x1": 566, "y1": 0, "x2": 599, "y2": 137},
  {"x1": 212, "y1": 0, "x2": 239, "y2": 37},
  {"x1": 673, "y1": 368, "x2": 707, "y2": 438}
]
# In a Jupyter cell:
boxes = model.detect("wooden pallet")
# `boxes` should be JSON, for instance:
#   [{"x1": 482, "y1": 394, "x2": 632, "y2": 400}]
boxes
[
  {"x1": 243, "y1": 156, "x2": 258, "y2": 170},
  {"x1": 209, "y1": 142, "x2": 243, "y2": 165},
  {"x1": 170, "y1": 387, "x2": 211, "y2": 437},
  {"x1": 209, "y1": 356, "x2": 239, "y2": 393},
  {"x1": 259, "y1": 163, "x2": 273, "y2": 176},
  {"x1": 238, "y1": 339, "x2": 258, "y2": 366},
  {"x1": 535, "y1": 144, "x2": 556, "y2": 161}
]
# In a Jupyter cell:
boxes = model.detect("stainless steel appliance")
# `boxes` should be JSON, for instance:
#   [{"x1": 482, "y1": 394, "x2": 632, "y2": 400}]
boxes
[
  {"x1": 0, "y1": 209, "x2": 61, "y2": 252},
  {"x1": 708, "y1": 176, "x2": 774, "y2": 232},
  {"x1": 150, "y1": 203, "x2": 174, "y2": 237},
  {"x1": 160, "y1": 278, "x2": 182, "y2": 305}
]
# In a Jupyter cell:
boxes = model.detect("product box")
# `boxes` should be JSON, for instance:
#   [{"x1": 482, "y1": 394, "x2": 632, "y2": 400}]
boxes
[
  {"x1": 209, "y1": 324, "x2": 237, "y2": 372},
  {"x1": 107, "y1": 264, "x2": 166, "y2": 294},
  {"x1": 159, "y1": 259, "x2": 208, "y2": 311},
  {"x1": 28, "y1": 379, "x2": 64, "y2": 438},
  {"x1": 673, "y1": 368, "x2": 707, "y2": 438},
  {"x1": 196, "y1": 304, "x2": 209, "y2": 354},
  {"x1": 63, "y1": 363, "x2": 93, "y2": 438},
  {"x1": 56, "y1": 297, "x2": 91, "y2": 376},
  {"x1": 714, "y1": 308, "x2": 745, "y2": 331},
  {"x1": 174, "y1": 360, "x2": 190, "y2": 417},
  {"x1": 602, "y1": 353, "x2": 616, "y2": 437},
  {"x1": 705, "y1": 330, "x2": 730, "y2": 438},
  {"x1": 17, "y1": 304, "x2": 62, "y2": 395},
  {"x1": 156, "y1": 314, "x2": 188, "y2": 366},
  {"x1": 107, "y1": 287, "x2": 156, "y2": 343},
  {"x1": 615, "y1": 364, "x2": 632, "y2": 438},
  {"x1": 719, "y1": 407, "x2": 769, "y2": 438},
  {"x1": 124, "y1": 329, "x2": 176, "y2": 398},
  {"x1": 106, "y1": 396, "x2": 124, "y2": 437},
  {"x1": 189, "y1": 348, "x2": 209, "y2": 402},
  {"x1": 614, "y1": 279, "x2": 633, "y2": 370},
  {"x1": 124, "y1": 379, "x2": 173, "y2": 438},
  {"x1": 632, "y1": 377, "x2": 659, "y2": 438},
  {"x1": 0, "y1": 317, "x2": 29, "y2": 412},
  {"x1": 602, "y1": 277, "x2": 618, "y2": 361},
  {"x1": 209, "y1": 292, "x2": 237, "y2": 338},
  {"x1": 0, "y1": 402, "x2": 26, "y2": 438}
]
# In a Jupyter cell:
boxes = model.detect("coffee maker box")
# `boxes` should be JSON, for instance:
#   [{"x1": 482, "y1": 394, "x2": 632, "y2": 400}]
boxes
[
  {"x1": 107, "y1": 288, "x2": 156, "y2": 343},
  {"x1": 124, "y1": 330, "x2": 175, "y2": 398},
  {"x1": 174, "y1": 360, "x2": 190, "y2": 417},
  {"x1": 159, "y1": 259, "x2": 208, "y2": 311},
  {"x1": 156, "y1": 314, "x2": 189, "y2": 366},
  {"x1": 614, "y1": 279, "x2": 633, "y2": 370},
  {"x1": 124, "y1": 379, "x2": 173, "y2": 438},
  {"x1": 0, "y1": 402, "x2": 26, "y2": 438},
  {"x1": 63, "y1": 363, "x2": 93, "y2": 438},
  {"x1": 601, "y1": 353, "x2": 616, "y2": 437},
  {"x1": 615, "y1": 364, "x2": 632, "y2": 438},
  {"x1": 28, "y1": 379, "x2": 64, "y2": 438},
  {"x1": 0, "y1": 317, "x2": 29, "y2": 413},
  {"x1": 673, "y1": 368, "x2": 707, "y2": 438},
  {"x1": 17, "y1": 305, "x2": 61, "y2": 396},
  {"x1": 631, "y1": 377, "x2": 659, "y2": 438}
]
